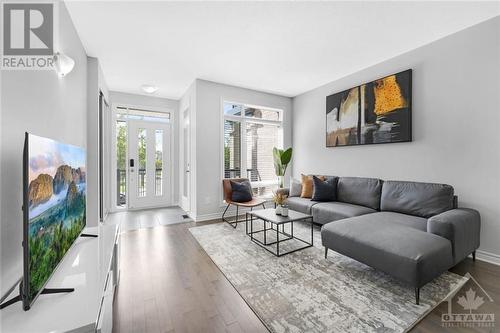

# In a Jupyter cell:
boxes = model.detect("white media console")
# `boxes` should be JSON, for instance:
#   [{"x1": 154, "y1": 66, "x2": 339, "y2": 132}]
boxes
[{"x1": 1, "y1": 223, "x2": 120, "y2": 333}]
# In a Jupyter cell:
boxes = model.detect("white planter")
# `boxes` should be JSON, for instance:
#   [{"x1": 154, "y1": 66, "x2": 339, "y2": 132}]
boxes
[
  {"x1": 281, "y1": 206, "x2": 289, "y2": 217},
  {"x1": 275, "y1": 205, "x2": 282, "y2": 215}
]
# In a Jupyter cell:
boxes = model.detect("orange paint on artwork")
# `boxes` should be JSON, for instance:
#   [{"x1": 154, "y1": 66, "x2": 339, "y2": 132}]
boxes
[{"x1": 373, "y1": 75, "x2": 407, "y2": 115}]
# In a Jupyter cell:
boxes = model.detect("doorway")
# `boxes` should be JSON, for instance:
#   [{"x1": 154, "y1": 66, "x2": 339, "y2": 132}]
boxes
[
  {"x1": 180, "y1": 107, "x2": 190, "y2": 213},
  {"x1": 114, "y1": 106, "x2": 172, "y2": 211}
]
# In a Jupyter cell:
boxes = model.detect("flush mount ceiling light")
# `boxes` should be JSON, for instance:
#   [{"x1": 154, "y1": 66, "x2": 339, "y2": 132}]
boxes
[
  {"x1": 53, "y1": 52, "x2": 75, "y2": 77},
  {"x1": 141, "y1": 84, "x2": 159, "y2": 94}
]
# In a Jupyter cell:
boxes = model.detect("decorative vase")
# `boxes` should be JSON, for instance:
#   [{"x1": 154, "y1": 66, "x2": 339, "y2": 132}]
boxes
[
  {"x1": 281, "y1": 206, "x2": 289, "y2": 217},
  {"x1": 275, "y1": 205, "x2": 282, "y2": 215},
  {"x1": 278, "y1": 175, "x2": 284, "y2": 188}
]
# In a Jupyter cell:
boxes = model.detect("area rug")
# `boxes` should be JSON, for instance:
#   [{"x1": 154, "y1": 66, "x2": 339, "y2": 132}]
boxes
[{"x1": 189, "y1": 220, "x2": 468, "y2": 333}]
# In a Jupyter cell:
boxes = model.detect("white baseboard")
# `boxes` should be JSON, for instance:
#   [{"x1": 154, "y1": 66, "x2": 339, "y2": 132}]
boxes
[
  {"x1": 472, "y1": 250, "x2": 500, "y2": 266},
  {"x1": 193, "y1": 203, "x2": 271, "y2": 222}
]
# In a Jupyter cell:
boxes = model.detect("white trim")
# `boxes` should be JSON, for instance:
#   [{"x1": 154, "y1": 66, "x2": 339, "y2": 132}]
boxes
[
  {"x1": 194, "y1": 200, "x2": 273, "y2": 222},
  {"x1": 471, "y1": 250, "x2": 500, "y2": 266}
]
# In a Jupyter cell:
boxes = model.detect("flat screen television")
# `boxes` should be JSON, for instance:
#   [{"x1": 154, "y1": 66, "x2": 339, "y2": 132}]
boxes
[{"x1": 22, "y1": 133, "x2": 86, "y2": 310}]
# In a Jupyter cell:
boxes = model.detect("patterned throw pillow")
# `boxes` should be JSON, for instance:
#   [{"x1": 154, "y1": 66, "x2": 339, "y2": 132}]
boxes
[
  {"x1": 230, "y1": 180, "x2": 253, "y2": 202},
  {"x1": 300, "y1": 174, "x2": 325, "y2": 198},
  {"x1": 311, "y1": 176, "x2": 337, "y2": 201},
  {"x1": 289, "y1": 178, "x2": 302, "y2": 197}
]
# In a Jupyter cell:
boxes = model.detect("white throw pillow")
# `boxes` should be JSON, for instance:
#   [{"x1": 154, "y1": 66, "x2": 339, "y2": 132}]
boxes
[{"x1": 289, "y1": 177, "x2": 302, "y2": 197}]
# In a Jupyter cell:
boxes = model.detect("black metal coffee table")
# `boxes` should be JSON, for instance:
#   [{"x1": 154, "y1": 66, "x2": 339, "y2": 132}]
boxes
[{"x1": 245, "y1": 208, "x2": 313, "y2": 257}]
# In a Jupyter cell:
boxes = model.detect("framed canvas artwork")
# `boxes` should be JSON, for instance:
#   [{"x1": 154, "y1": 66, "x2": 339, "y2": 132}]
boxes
[{"x1": 326, "y1": 69, "x2": 412, "y2": 147}]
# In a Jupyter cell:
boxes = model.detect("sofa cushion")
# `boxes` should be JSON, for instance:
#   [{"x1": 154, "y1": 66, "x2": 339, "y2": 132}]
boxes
[
  {"x1": 312, "y1": 202, "x2": 376, "y2": 224},
  {"x1": 300, "y1": 174, "x2": 325, "y2": 198},
  {"x1": 381, "y1": 181, "x2": 454, "y2": 218},
  {"x1": 286, "y1": 197, "x2": 319, "y2": 214},
  {"x1": 321, "y1": 213, "x2": 453, "y2": 287},
  {"x1": 311, "y1": 176, "x2": 338, "y2": 202},
  {"x1": 368, "y1": 211, "x2": 428, "y2": 231},
  {"x1": 289, "y1": 177, "x2": 302, "y2": 197},
  {"x1": 337, "y1": 177, "x2": 382, "y2": 210}
]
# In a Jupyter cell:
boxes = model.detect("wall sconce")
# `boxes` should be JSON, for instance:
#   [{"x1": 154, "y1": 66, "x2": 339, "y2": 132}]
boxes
[{"x1": 53, "y1": 52, "x2": 75, "y2": 77}]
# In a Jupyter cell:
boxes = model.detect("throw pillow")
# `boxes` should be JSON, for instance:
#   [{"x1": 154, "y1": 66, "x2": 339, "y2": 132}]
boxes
[
  {"x1": 311, "y1": 176, "x2": 337, "y2": 201},
  {"x1": 300, "y1": 174, "x2": 325, "y2": 198},
  {"x1": 289, "y1": 177, "x2": 302, "y2": 197},
  {"x1": 230, "y1": 180, "x2": 253, "y2": 202}
]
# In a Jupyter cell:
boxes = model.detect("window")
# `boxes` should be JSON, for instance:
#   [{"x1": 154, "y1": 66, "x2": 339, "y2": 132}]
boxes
[{"x1": 223, "y1": 102, "x2": 283, "y2": 197}]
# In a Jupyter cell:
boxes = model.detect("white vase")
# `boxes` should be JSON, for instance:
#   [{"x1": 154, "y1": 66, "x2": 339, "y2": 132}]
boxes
[
  {"x1": 275, "y1": 205, "x2": 282, "y2": 215},
  {"x1": 281, "y1": 206, "x2": 289, "y2": 217}
]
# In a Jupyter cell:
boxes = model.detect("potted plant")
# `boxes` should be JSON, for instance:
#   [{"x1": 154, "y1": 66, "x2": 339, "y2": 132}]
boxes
[
  {"x1": 272, "y1": 191, "x2": 288, "y2": 215},
  {"x1": 273, "y1": 147, "x2": 292, "y2": 188}
]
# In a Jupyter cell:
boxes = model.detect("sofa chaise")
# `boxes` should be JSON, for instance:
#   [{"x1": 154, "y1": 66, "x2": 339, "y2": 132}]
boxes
[{"x1": 280, "y1": 177, "x2": 480, "y2": 304}]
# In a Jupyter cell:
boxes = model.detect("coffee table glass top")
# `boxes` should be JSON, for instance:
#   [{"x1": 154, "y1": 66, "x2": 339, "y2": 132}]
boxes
[{"x1": 248, "y1": 208, "x2": 312, "y2": 224}]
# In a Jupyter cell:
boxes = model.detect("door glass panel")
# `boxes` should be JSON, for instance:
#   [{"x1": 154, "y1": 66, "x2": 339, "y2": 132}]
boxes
[
  {"x1": 224, "y1": 120, "x2": 241, "y2": 178},
  {"x1": 155, "y1": 129, "x2": 163, "y2": 196},
  {"x1": 116, "y1": 120, "x2": 127, "y2": 206},
  {"x1": 138, "y1": 128, "x2": 147, "y2": 197}
]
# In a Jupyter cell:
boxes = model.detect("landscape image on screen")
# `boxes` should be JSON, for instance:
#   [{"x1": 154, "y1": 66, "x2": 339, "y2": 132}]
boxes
[
  {"x1": 326, "y1": 69, "x2": 412, "y2": 147},
  {"x1": 27, "y1": 134, "x2": 86, "y2": 302}
]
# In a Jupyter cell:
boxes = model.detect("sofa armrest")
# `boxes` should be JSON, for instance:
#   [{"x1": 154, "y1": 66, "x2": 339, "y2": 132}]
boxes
[
  {"x1": 427, "y1": 208, "x2": 480, "y2": 264},
  {"x1": 276, "y1": 188, "x2": 290, "y2": 196}
]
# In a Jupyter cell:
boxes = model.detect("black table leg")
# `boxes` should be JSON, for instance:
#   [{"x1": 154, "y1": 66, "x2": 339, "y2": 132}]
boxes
[
  {"x1": 276, "y1": 224, "x2": 280, "y2": 256},
  {"x1": 250, "y1": 214, "x2": 253, "y2": 241},
  {"x1": 264, "y1": 220, "x2": 267, "y2": 244},
  {"x1": 310, "y1": 217, "x2": 314, "y2": 246}
]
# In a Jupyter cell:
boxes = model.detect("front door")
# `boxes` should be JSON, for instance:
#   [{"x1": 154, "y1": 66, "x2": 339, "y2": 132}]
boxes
[{"x1": 128, "y1": 120, "x2": 171, "y2": 209}]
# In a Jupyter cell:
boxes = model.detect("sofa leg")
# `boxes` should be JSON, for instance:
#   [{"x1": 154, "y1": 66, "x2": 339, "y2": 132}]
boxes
[
  {"x1": 415, "y1": 288, "x2": 420, "y2": 305},
  {"x1": 472, "y1": 251, "x2": 476, "y2": 262},
  {"x1": 324, "y1": 247, "x2": 328, "y2": 259}
]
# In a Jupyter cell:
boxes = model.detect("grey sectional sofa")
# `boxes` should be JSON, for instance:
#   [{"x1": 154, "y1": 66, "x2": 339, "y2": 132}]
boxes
[{"x1": 282, "y1": 176, "x2": 480, "y2": 304}]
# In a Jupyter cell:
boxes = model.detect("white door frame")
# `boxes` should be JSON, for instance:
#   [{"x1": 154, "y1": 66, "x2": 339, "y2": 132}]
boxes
[
  {"x1": 180, "y1": 107, "x2": 190, "y2": 212},
  {"x1": 111, "y1": 103, "x2": 175, "y2": 212}
]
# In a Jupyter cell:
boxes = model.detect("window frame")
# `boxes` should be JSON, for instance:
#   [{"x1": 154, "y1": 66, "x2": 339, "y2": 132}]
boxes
[{"x1": 221, "y1": 99, "x2": 284, "y2": 200}]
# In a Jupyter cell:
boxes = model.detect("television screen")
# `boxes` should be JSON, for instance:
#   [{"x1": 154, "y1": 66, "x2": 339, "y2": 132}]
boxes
[{"x1": 24, "y1": 133, "x2": 86, "y2": 308}]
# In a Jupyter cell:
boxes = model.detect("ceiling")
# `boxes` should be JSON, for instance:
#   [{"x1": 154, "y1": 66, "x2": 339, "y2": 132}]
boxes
[{"x1": 65, "y1": 1, "x2": 500, "y2": 99}]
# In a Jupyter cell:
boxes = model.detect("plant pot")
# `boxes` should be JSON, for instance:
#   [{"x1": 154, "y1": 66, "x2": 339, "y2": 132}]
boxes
[{"x1": 275, "y1": 205, "x2": 282, "y2": 215}]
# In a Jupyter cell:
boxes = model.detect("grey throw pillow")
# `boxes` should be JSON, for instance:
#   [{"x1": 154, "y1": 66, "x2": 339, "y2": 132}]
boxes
[
  {"x1": 311, "y1": 176, "x2": 337, "y2": 201},
  {"x1": 230, "y1": 180, "x2": 253, "y2": 202},
  {"x1": 289, "y1": 178, "x2": 302, "y2": 197}
]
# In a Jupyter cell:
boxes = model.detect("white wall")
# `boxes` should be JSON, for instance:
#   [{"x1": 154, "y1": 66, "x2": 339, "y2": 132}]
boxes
[
  {"x1": 0, "y1": 2, "x2": 88, "y2": 296},
  {"x1": 109, "y1": 91, "x2": 180, "y2": 205},
  {"x1": 179, "y1": 81, "x2": 197, "y2": 214},
  {"x1": 292, "y1": 17, "x2": 500, "y2": 259},
  {"x1": 86, "y1": 57, "x2": 109, "y2": 227},
  {"x1": 193, "y1": 79, "x2": 293, "y2": 219}
]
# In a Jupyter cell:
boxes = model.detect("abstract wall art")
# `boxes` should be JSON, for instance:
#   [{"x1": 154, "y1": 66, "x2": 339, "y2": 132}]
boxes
[{"x1": 326, "y1": 69, "x2": 412, "y2": 147}]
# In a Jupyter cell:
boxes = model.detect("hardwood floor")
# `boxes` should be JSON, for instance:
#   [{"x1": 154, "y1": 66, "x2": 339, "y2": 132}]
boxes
[{"x1": 112, "y1": 213, "x2": 500, "y2": 333}]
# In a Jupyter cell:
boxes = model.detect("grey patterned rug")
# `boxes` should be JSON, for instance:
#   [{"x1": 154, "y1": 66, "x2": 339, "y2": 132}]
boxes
[{"x1": 189, "y1": 220, "x2": 468, "y2": 333}]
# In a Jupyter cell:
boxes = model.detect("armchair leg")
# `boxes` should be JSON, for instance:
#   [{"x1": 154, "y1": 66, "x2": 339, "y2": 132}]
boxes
[
  {"x1": 222, "y1": 204, "x2": 238, "y2": 228},
  {"x1": 324, "y1": 247, "x2": 328, "y2": 259},
  {"x1": 415, "y1": 288, "x2": 420, "y2": 305},
  {"x1": 472, "y1": 251, "x2": 476, "y2": 262}
]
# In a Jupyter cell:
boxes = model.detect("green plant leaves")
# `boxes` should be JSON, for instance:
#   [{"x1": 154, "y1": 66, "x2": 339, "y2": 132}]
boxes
[{"x1": 273, "y1": 147, "x2": 292, "y2": 176}]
